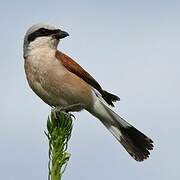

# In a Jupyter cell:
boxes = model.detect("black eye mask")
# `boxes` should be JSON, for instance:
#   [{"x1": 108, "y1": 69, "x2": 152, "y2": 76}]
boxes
[{"x1": 27, "y1": 28, "x2": 60, "y2": 42}]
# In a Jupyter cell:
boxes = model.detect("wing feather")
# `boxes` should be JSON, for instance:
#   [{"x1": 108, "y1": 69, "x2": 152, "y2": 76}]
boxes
[{"x1": 55, "y1": 50, "x2": 120, "y2": 106}]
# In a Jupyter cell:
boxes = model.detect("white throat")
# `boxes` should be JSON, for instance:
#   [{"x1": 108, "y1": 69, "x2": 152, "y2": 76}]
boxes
[{"x1": 23, "y1": 36, "x2": 59, "y2": 59}]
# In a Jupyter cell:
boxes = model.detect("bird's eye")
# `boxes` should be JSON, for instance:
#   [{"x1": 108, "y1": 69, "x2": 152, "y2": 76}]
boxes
[{"x1": 27, "y1": 28, "x2": 55, "y2": 42}]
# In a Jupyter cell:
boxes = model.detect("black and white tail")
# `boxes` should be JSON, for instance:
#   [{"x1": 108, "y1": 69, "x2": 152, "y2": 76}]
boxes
[{"x1": 88, "y1": 98, "x2": 154, "y2": 161}]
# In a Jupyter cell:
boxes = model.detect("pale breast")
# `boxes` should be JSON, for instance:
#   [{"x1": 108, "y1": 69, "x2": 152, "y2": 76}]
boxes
[
  {"x1": 24, "y1": 48, "x2": 62, "y2": 106},
  {"x1": 24, "y1": 48, "x2": 94, "y2": 108}
]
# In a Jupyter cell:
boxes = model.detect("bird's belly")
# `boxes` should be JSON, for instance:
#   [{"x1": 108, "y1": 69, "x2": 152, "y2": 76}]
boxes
[
  {"x1": 27, "y1": 79, "x2": 61, "y2": 107},
  {"x1": 26, "y1": 73, "x2": 92, "y2": 109},
  {"x1": 25, "y1": 68, "x2": 67, "y2": 107},
  {"x1": 25, "y1": 56, "x2": 94, "y2": 109}
]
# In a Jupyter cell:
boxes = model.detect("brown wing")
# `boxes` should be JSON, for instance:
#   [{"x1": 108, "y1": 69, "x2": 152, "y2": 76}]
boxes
[{"x1": 55, "y1": 50, "x2": 120, "y2": 106}]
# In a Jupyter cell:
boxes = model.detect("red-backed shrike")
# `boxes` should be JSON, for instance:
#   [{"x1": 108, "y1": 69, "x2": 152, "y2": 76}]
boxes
[{"x1": 24, "y1": 23, "x2": 153, "y2": 161}]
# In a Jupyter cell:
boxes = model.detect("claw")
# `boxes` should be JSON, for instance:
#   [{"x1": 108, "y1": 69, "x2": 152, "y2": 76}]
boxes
[
  {"x1": 51, "y1": 106, "x2": 75, "y2": 119},
  {"x1": 69, "y1": 113, "x2": 75, "y2": 119},
  {"x1": 51, "y1": 107, "x2": 59, "y2": 119}
]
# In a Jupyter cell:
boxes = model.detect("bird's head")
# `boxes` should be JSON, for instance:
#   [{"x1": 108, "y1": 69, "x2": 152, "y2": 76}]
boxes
[{"x1": 23, "y1": 23, "x2": 69, "y2": 58}]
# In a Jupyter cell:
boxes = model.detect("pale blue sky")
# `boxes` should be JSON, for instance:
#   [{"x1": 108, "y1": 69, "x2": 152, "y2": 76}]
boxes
[{"x1": 0, "y1": 0, "x2": 180, "y2": 179}]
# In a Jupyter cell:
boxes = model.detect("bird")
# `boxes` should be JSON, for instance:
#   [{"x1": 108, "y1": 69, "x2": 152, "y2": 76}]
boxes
[{"x1": 23, "y1": 23, "x2": 153, "y2": 162}]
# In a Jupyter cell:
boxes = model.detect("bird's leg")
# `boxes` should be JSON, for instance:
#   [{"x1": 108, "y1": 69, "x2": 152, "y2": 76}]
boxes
[
  {"x1": 51, "y1": 103, "x2": 85, "y2": 119},
  {"x1": 61, "y1": 103, "x2": 85, "y2": 112},
  {"x1": 51, "y1": 106, "x2": 62, "y2": 119},
  {"x1": 51, "y1": 106, "x2": 72, "y2": 119}
]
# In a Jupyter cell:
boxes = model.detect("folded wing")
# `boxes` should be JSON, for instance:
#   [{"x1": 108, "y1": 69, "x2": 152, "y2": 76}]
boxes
[{"x1": 55, "y1": 51, "x2": 120, "y2": 106}]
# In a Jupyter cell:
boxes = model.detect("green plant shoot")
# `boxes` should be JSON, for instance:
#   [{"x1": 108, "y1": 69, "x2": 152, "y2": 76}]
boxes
[{"x1": 45, "y1": 111, "x2": 73, "y2": 180}]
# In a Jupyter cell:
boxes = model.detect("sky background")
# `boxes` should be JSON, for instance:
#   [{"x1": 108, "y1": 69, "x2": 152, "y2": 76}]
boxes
[{"x1": 0, "y1": 0, "x2": 180, "y2": 179}]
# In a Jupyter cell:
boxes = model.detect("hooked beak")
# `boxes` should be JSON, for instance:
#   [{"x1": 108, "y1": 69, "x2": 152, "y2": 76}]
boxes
[{"x1": 53, "y1": 29, "x2": 69, "y2": 40}]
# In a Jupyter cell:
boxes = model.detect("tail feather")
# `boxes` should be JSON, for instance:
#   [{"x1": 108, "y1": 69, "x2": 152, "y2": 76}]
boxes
[
  {"x1": 89, "y1": 99, "x2": 154, "y2": 162},
  {"x1": 120, "y1": 126, "x2": 153, "y2": 161}
]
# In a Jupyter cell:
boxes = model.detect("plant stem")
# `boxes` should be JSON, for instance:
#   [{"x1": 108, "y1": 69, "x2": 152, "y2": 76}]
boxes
[{"x1": 45, "y1": 111, "x2": 73, "y2": 180}]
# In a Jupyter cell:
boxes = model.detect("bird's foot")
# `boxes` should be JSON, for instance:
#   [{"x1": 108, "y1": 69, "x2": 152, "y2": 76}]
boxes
[
  {"x1": 51, "y1": 106, "x2": 76, "y2": 119},
  {"x1": 61, "y1": 103, "x2": 85, "y2": 112}
]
